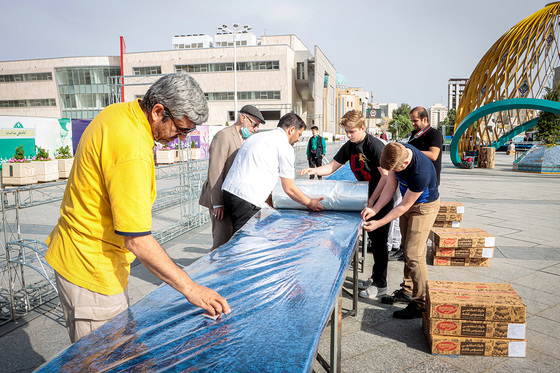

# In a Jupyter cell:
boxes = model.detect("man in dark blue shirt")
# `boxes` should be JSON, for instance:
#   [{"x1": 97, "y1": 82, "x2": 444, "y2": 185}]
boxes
[{"x1": 361, "y1": 142, "x2": 440, "y2": 319}]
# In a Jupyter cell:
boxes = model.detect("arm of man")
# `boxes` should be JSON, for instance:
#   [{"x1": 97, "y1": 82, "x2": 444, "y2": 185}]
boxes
[
  {"x1": 367, "y1": 166, "x2": 389, "y2": 207},
  {"x1": 124, "y1": 235, "x2": 231, "y2": 316},
  {"x1": 363, "y1": 189, "x2": 422, "y2": 232},
  {"x1": 322, "y1": 137, "x2": 326, "y2": 157},
  {"x1": 421, "y1": 146, "x2": 441, "y2": 162},
  {"x1": 299, "y1": 159, "x2": 343, "y2": 177},
  {"x1": 280, "y1": 177, "x2": 324, "y2": 211},
  {"x1": 362, "y1": 171, "x2": 398, "y2": 220}
]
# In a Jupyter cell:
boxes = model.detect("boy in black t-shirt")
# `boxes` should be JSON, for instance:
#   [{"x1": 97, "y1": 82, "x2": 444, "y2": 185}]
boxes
[{"x1": 300, "y1": 110, "x2": 394, "y2": 299}]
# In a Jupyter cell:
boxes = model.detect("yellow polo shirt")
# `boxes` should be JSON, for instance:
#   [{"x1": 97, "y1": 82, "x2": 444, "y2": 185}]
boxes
[{"x1": 46, "y1": 100, "x2": 156, "y2": 295}]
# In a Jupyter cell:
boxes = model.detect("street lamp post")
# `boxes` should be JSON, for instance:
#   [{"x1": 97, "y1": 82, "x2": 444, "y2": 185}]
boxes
[{"x1": 218, "y1": 23, "x2": 251, "y2": 115}]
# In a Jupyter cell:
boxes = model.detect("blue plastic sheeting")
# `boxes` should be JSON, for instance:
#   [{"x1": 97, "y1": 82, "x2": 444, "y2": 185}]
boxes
[
  {"x1": 326, "y1": 163, "x2": 356, "y2": 181},
  {"x1": 37, "y1": 208, "x2": 363, "y2": 372}
]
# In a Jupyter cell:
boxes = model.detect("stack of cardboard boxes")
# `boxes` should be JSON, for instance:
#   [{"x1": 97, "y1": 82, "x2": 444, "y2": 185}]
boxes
[
  {"x1": 424, "y1": 280, "x2": 527, "y2": 357},
  {"x1": 433, "y1": 202, "x2": 464, "y2": 228},
  {"x1": 429, "y1": 228, "x2": 495, "y2": 267}
]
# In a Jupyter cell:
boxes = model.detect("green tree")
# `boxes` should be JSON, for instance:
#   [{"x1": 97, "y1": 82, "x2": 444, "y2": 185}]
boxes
[
  {"x1": 387, "y1": 103, "x2": 413, "y2": 139},
  {"x1": 439, "y1": 108, "x2": 456, "y2": 137},
  {"x1": 536, "y1": 85, "x2": 560, "y2": 144}
]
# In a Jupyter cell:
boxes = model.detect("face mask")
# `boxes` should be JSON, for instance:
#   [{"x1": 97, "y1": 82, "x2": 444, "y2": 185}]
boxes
[{"x1": 241, "y1": 126, "x2": 252, "y2": 138}]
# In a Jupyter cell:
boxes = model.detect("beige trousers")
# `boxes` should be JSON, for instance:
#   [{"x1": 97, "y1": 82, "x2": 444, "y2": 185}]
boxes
[
  {"x1": 399, "y1": 198, "x2": 441, "y2": 308},
  {"x1": 55, "y1": 271, "x2": 130, "y2": 343}
]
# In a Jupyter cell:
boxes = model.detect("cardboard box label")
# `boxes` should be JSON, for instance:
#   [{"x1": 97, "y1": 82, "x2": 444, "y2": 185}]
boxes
[
  {"x1": 508, "y1": 324, "x2": 526, "y2": 339},
  {"x1": 509, "y1": 341, "x2": 527, "y2": 357},
  {"x1": 461, "y1": 322, "x2": 487, "y2": 337},
  {"x1": 461, "y1": 306, "x2": 487, "y2": 320},
  {"x1": 460, "y1": 341, "x2": 486, "y2": 355}
]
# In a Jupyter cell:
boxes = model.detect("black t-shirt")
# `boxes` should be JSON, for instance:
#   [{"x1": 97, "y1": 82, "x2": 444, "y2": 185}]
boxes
[
  {"x1": 408, "y1": 126, "x2": 443, "y2": 184},
  {"x1": 333, "y1": 133, "x2": 384, "y2": 195}
]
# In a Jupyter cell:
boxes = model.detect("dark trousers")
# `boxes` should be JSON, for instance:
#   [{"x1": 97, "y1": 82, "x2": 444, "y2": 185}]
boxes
[
  {"x1": 366, "y1": 197, "x2": 394, "y2": 288},
  {"x1": 223, "y1": 190, "x2": 261, "y2": 234},
  {"x1": 308, "y1": 153, "x2": 323, "y2": 180}
]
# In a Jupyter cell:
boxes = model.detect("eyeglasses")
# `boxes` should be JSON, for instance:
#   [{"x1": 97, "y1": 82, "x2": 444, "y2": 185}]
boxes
[
  {"x1": 245, "y1": 115, "x2": 260, "y2": 128},
  {"x1": 164, "y1": 107, "x2": 196, "y2": 136}
]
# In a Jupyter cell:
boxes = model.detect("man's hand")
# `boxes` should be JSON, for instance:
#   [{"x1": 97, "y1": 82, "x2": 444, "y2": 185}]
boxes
[
  {"x1": 299, "y1": 167, "x2": 315, "y2": 176},
  {"x1": 306, "y1": 197, "x2": 325, "y2": 211},
  {"x1": 184, "y1": 282, "x2": 232, "y2": 317},
  {"x1": 361, "y1": 207, "x2": 377, "y2": 221},
  {"x1": 213, "y1": 206, "x2": 225, "y2": 220},
  {"x1": 322, "y1": 154, "x2": 325, "y2": 158},
  {"x1": 363, "y1": 219, "x2": 381, "y2": 232}
]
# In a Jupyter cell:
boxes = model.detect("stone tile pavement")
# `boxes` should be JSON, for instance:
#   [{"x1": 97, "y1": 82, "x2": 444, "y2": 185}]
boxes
[{"x1": 1, "y1": 152, "x2": 559, "y2": 372}]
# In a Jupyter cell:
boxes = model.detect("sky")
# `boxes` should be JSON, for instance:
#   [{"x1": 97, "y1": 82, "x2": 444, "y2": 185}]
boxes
[{"x1": 1, "y1": 0, "x2": 545, "y2": 109}]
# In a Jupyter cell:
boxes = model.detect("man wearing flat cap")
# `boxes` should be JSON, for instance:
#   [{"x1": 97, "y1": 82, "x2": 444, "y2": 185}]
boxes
[{"x1": 199, "y1": 105, "x2": 265, "y2": 249}]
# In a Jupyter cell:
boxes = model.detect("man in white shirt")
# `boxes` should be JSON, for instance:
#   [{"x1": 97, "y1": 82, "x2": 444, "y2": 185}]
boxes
[{"x1": 222, "y1": 112, "x2": 324, "y2": 233}]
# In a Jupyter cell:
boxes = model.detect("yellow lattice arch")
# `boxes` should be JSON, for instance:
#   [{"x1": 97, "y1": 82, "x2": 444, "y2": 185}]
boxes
[{"x1": 455, "y1": 2, "x2": 560, "y2": 157}]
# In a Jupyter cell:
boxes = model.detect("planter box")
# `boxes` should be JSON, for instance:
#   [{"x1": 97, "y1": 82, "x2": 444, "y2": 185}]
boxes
[
  {"x1": 190, "y1": 148, "x2": 201, "y2": 160},
  {"x1": 174, "y1": 149, "x2": 189, "y2": 162},
  {"x1": 156, "y1": 150, "x2": 175, "y2": 164},
  {"x1": 33, "y1": 160, "x2": 59, "y2": 182},
  {"x1": 2, "y1": 162, "x2": 38, "y2": 185},
  {"x1": 57, "y1": 158, "x2": 74, "y2": 178}
]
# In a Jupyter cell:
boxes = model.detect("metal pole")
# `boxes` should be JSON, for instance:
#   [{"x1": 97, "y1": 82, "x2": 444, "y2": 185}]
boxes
[{"x1": 233, "y1": 31, "x2": 238, "y2": 115}]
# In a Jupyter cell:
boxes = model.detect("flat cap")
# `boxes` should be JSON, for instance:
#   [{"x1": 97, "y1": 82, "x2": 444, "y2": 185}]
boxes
[{"x1": 239, "y1": 105, "x2": 265, "y2": 124}]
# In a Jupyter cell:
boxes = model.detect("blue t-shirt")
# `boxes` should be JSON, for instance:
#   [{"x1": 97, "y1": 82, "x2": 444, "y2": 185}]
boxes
[{"x1": 396, "y1": 144, "x2": 439, "y2": 203}]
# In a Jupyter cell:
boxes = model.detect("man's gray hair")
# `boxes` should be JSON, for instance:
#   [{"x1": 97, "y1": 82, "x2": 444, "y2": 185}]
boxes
[{"x1": 142, "y1": 73, "x2": 209, "y2": 125}]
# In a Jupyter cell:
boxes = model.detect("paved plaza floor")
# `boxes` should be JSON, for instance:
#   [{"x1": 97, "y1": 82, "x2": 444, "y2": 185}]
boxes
[{"x1": 1, "y1": 151, "x2": 559, "y2": 372}]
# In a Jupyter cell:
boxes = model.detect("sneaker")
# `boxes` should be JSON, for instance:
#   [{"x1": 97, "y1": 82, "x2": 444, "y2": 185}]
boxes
[
  {"x1": 388, "y1": 247, "x2": 404, "y2": 261},
  {"x1": 359, "y1": 286, "x2": 388, "y2": 299},
  {"x1": 358, "y1": 278, "x2": 373, "y2": 290},
  {"x1": 393, "y1": 301, "x2": 424, "y2": 319},
  {"x1": 380, "y1": 289, "x2": 412, "y2": 304}
]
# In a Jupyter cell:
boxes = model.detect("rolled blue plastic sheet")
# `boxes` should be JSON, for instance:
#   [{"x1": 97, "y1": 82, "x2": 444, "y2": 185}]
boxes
[
  {"x1": 326, "y1": 163, "x2": 356, "y2": 181},
  {"x1": 271, "y1": 179, "x2": 368, "y2": 211},
  {"x1": 36, "y1": 208, "x2": 363, "y2": 372}
]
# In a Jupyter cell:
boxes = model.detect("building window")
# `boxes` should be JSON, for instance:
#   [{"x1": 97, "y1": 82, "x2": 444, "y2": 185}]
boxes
[
  {"x1": 175, "y1": 60, "x2": 280, "y2": 74},
  {"x1": 56, "y1": 66, "x2": 121, "y2": 119},
  {"x1": 296, "y1": 62, "x2": 305, "y2": 80},
  {"x1": 204, "y1": 91, "x2": 281, "y2": 101},
  {"x1": 0, "y1": 72, "x2": 53, "y2": 83},
  {"x1": 132, "y1": 66, "x2": 162, "y2": 75},
  {"x1": 0, "y1": 98, "x2": 56, "y2": 107}
]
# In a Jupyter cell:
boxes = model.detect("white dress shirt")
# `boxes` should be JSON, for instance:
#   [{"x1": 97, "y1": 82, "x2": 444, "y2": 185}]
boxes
[{"x1": 222, "y1": 127, "x2": 295, "y2": 207}]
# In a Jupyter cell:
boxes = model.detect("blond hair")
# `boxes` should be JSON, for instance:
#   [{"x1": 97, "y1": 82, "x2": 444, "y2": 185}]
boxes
[
  {"x1": 340, "y1": 110, "x2": 365, "y2": 129},
  {"x1": 380, "y1": 142, "x2": 409, "y2": 171}
]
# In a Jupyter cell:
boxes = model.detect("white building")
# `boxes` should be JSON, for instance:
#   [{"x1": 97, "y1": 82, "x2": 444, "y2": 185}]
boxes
[
  {"x1": 428, "y1": 103, "x2": 448, "y2": 127},
  {"x1": 0, "y1": 34, "x2": 338, "y2": 133},
  {"x1": 448, "y1": 78, "x2": 467, "y2": 111}
]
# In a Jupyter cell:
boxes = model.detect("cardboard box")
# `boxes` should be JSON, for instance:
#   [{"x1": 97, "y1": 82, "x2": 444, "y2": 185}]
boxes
[
  {"x1": 430, "y1": 253, "x2": 490, "y2": 267},
  {"x1": 430, "y1": 228, "x2": 495, "y2": 248},
  {"x1": 423, "y1": 314, "x2": 526, "y2": 339},
  {"x1": 433, "y1": 221, "x2": 461, "y2": 228},
  {"x1": 426, "y1": 281, "x2": 526, "y2": 322},
  {"x1": 432, "y1": 246, "x2": 494, "y2": 258},
  {"x1": 439, "y1": 201, "x2": 465, "y2": 214},
  {"x1": 435, "y1": 212, "x2": 463, "y2": 222},
  {"x1": 427, "y1": 334, "x2": 526, "y2": 357}
]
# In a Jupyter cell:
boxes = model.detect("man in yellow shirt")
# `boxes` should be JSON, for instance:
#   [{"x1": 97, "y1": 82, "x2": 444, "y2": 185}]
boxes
[{"x1": 46, "y1": 73, "x2": 231, "y2": 343}]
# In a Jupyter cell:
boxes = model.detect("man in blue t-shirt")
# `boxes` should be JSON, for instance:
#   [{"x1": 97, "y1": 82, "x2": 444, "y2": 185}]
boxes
[{"x1": 361, "y1": 142, "x2": 440, "y2": 319}]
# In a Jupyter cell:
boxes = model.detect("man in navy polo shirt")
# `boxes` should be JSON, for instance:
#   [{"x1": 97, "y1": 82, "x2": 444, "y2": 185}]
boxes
[{"x1": 361, "y1": 142, "x2": 440, "y2": 319}]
